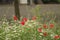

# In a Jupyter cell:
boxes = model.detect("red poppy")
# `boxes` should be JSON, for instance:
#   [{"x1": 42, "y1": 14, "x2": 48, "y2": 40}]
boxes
[
  {"x1": 59, "y1": 36, "x2": 60, "y2": 38},
  {"x1": 32, "y1": 16, "x2": 36, "y2": 20},
  {"x1": 22, "y1": 17, "x2": 27, "y2": 22},
  {"x1": 43, "y1": 32, "x2": 48, "y2": 36},
  {"x1": 38, "y1": 28, "x2": 42, "y2": 32},
  {"x1": 20, "y1": 21, "x2": 25, "y2": 25},
  {"x1": 50, "y1": 24, "x2": 54, "y2": 28},
  {"x1": 54, "y1": 35, "x2": 60, "y2": 39},
  {"x1": 43, "y1": 24, "x2": 48, "y2": 29},
  {"x1": 13, "y1": 16, "x2": 18, "y2": 21}
]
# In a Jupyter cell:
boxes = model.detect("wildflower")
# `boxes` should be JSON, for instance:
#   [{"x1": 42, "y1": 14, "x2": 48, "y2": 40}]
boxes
[
  {"x1": 40, "y1": 33, "x2": 43, "y2": 35},
  {"x1": 32, "y1": 16, "x2": 36, "y2": 20},
  {"x1": 43, "y1": 24, "x2": 48, "y2": 29},
  {"x1": 38, "y1": 28, "x2": 42, "y2": 32},
  {"x1": 59, "y1": 36, "x2": 60, "y2": 38},
  {"x1": 50, "y1": 24, "x2": 54, "y2": 28},
  {"x1": 13, "y1": 16, "x2": 18, "y2": 21},
  {"x1": 43, "y1": 32, "x2": 48, "y2": 36},
  {"x1": 20, "y1": 21, "x2": 25, "y2": 25},
  {"x1": 54, "y1": 35, "x2": 60, "y2": 39},
  {"x1": 13, "y1": 30, "x2": 16, "y2": 32},
  {"x1": 22, "y1": 17, "x2": 27, "y2": 22}
]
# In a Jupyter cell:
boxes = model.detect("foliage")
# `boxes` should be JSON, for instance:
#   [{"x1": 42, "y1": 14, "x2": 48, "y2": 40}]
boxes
[
  {"x1": 0, "y1": 16, "x2": 60, "y2": 40},
  {"x1": 57, "y1": 0, "x2": 60, "y2": 3},
  {"x1": 31, "y1": 5, "x2": 57, "y2": 23},
  {"x1": 42, "y1": 0, "x2": 60, "y2": 3},
  {"x1": 31, "y1": 5, "x2": 41, "y2": 17}
]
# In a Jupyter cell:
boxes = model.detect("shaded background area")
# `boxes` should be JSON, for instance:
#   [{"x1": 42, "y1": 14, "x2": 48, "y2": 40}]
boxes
[
  {"x1": 0, "y1": 0, "x2": 60, "y2": 4},
  {"x1": 0, "y1": 0, "x2": 14, "y2": 4}
]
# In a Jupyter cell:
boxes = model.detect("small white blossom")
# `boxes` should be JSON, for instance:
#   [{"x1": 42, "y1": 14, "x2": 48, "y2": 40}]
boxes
[
  {"x1": 30, "y1": 20, "x2": 34, "y2": 22},
  {"x1": 28, "y1": 24, "x2": 32, "y2": 27},
  {"x1": 13, "y1": 30, "x2": 16, "y2": 32},
  {"x1": 40, "y1": 33, "x2": 43, "y2": 35},
  {"x1": 3, "y1": 22, "x2": 5, "y2": 24}
]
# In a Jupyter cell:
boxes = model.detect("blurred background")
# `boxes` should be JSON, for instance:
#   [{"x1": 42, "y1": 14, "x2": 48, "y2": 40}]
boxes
[{"x1": 0, "y1": 0, "x2": 60, "y2": 22}]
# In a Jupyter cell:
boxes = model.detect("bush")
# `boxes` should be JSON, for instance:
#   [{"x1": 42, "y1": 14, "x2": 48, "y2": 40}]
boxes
[
  {"x1": 42, "y1": 0, "x2": 51, "y2": 3},
  {"x1": 42, "y1": 0, "x2": 60, "y2": 3}
]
